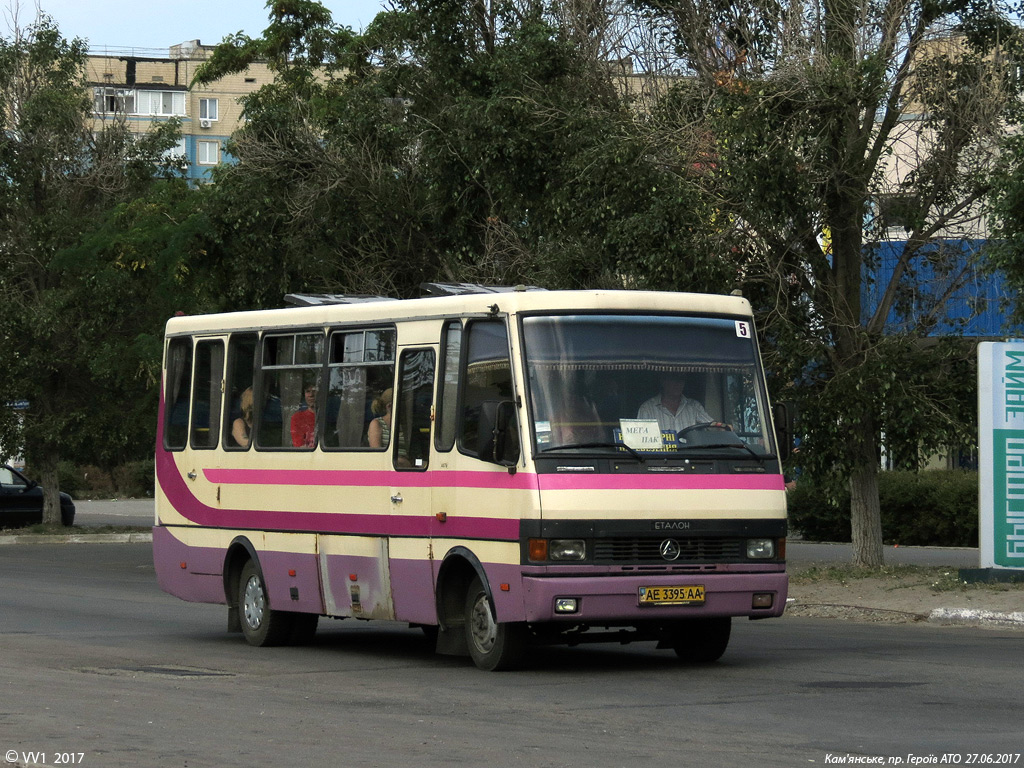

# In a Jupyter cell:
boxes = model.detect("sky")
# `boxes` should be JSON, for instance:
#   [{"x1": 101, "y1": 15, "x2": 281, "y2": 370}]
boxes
[{"x1": 16, "y1": 1, "x2": 391, "y2": 52}]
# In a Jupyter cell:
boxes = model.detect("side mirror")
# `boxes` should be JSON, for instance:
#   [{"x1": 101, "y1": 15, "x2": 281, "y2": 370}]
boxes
[
  {"x1": 477, "y1": 400, "x2": 520, "y2": 469},
  {"x1": 772, "y1": 402, "x2": 794, "y2": 462}
]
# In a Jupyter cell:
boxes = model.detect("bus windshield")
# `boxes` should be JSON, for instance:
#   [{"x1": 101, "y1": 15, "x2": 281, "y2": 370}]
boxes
[{"x1": 522, "y1": 314, "x2": 775, "y2": 457}]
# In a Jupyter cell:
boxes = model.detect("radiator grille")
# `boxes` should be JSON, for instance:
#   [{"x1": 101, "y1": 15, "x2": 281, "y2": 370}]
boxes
[{"x1": 591, "y1": 537, "x2": 745, "y2": 564}]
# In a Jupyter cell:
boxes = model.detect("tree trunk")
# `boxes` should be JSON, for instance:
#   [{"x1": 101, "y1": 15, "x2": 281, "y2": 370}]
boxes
[
  {"x1": 37, "y1": 446, "x2": 62, "y2": 526},
  {"x1": 849, "y1": 440, "x2": 884, "y2": 567}
]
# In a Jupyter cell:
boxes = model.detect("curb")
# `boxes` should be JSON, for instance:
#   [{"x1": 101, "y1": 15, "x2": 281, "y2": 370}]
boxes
[
  {"x1": 928, "y1": 608, "x2": 1024, "y2": 628},
  {"x1": 786, "y1": 600, "x2": 1024, "y2": 630},
  {"x1": 0, "y1": 533, "x2": 152, "y2": 545}
]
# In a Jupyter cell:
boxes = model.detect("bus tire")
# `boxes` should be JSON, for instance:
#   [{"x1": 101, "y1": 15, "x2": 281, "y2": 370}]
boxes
[
  {"x1": 464, "y1": 577, "x2": 526, "y2": 671},
  {"x1": 670, "y1": 617, "x2": 731, "y2": 663},
  {"x1": 238, "y1": 559, "x2": 293, "y2": 647}
]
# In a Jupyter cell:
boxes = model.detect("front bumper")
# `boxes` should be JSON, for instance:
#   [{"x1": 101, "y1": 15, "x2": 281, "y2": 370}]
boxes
[{"x1": 521, "y1": 571, "x2": 788, "y2": 622}]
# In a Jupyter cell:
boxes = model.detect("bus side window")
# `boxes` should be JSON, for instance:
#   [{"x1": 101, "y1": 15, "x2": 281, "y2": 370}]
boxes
[
  {"x1": 256, "y1": 332, "x2": 324, "y2": 450},
  {"x1": 223, "y1": 333, "x2": 257, "y2": 450},
  {"x1": 190, "y1": 340, "x2": 225, "y2": 449},
  {"x1": 323, "y1": 328, "x2": 395, "y2": 450},
  {"x1": 435, "y1": 321, "x2": 461, "y2": 452},
  {"x1": 394, "y1": 348, "x2": 435, "y2": 470},
  {"x1": 459, "y1": 320, "x2": 513, "y2": 459},
  {"x1": 164, "y1": 337, "x2": 193, "y2": 451}
]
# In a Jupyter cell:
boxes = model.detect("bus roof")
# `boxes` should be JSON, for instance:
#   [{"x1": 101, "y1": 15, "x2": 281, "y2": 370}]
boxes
[{"x1": 164, "y1": 289, "x2": 753, "y2": 336}]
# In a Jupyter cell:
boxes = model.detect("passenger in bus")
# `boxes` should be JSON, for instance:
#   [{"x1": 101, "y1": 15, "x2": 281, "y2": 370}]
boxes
[
  {"x1": 367, "y1": 387, "x2": 393, "y2": 449},
  {"x1": 637, "y1": 375, "x2": 715, "y2": 433},
  {"x1": 290, "y1": 383, "x2": 317, "y2": 448},
  {"x1": 231, "y1": 387, "x2": 254, "y2": 448}
]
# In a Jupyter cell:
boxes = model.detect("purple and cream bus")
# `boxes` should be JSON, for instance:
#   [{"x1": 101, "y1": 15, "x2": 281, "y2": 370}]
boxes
[{"x1": 154, "y1": 287, "x2": 788, "y2": 670}]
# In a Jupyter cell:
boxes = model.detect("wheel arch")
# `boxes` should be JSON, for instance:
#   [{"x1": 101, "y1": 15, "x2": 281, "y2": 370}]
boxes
[
  {"x1": 435, "y1": 546, "x2": 492, "y2": 631},
  {"x1": 223, "y1": 536, "x2": 261, "y2": 632}
]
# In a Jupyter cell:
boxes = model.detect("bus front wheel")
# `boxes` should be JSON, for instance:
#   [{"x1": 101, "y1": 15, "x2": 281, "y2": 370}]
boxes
[
  {"x1": 464, "y1": 577, "x2": 526, "y2": 671},
  {"x1": 238, "y1": 559, "x2": 293, "y2": 647}
]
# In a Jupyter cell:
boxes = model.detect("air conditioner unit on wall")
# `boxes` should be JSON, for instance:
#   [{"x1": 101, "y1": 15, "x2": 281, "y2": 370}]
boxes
[{"x1": 199, "y1": 118, "x2": 212, "y2": 129}]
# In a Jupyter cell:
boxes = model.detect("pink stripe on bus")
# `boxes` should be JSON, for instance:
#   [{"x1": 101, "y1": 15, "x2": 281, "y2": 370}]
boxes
[
  {"x1": 201, "y1": 467, "x2": 538, "y2": 491},
  {"x1": 201, "y1": 467, "x2": 783, "y2": 493},
  {"x1": 536, "y1": 474, "x2": 785, "y2": 492}
]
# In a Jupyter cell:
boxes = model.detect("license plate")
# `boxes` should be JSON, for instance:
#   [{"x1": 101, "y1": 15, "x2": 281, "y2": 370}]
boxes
[{"x1": 638, "y1": 585, "x2": 706, "y2": 606}]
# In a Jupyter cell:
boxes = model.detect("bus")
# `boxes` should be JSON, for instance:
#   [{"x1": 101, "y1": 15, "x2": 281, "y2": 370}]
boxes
[{"x1": 154, "y1": 287, "x2": 789, "y2": 670}]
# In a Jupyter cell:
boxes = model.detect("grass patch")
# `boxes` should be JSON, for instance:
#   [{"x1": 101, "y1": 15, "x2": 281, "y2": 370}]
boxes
[{"x1": 0, "y1": 523, "x2": 150, "y2": 536}]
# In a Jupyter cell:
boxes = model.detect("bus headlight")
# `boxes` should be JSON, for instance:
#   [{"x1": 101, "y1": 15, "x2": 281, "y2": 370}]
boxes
[
  {"x1": 746, "y1": 538, "x2": 775, "y2": 559},
  {"x1": 549, "y1": 539, "x2": 586, "y2": 561}
]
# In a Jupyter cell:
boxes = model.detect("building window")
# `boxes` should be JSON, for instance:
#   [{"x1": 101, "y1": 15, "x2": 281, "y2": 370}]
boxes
[
  {"x1": 199, "y1": 98, "x2": 218, "y2": 121},
  {"x1": 93, "y1": 87, "x2": 135, "y2": 114},
  {"x1": 163, "y1": 139, "x2": 186, "y2": 161},
  {"x1": 136, "y1": 90, "x2": 185, "y2": 116},
  {"x1": 197, "y1": 140, "x2": 220, "y2": 166}
]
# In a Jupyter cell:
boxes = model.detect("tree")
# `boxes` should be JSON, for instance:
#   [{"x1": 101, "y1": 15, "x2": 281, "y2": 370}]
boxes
[
  {"x1": 0, "y1": 15, "x2": 191, "y2": 521},
  {"x1": 985, "y1": 85, "x2": 1024, "y2": 319},
  {"x1": 193, "y1": 0, "x2": 733, "y2": 302},
  {"x1": 635, "y1": 0, "x2": 1021, "y2": 564}
]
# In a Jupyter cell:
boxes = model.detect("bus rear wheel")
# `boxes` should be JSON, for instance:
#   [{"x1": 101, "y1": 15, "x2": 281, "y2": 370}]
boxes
[
  {"x1": 464, "y1": 577, "x2": 526, "y2": 671},
  {"x1": 238, "y1": 559, "x2": 294, "y2": 647},
  {"x1": 668, "y1": 617, "x2": 731, "y2": 663}
]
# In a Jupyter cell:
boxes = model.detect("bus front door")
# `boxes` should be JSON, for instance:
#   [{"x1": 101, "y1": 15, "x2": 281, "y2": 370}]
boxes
[{"x1": 388, "y1": 347, "x2": 438, "y2": 626}]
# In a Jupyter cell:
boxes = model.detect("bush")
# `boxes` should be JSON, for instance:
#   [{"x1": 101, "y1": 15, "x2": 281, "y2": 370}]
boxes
[
  {"x1": 47, "y1": 461, "x2": 154, "y2": 499},
  {"x1": 112, "y1": 460, "x2": 155, "y2": 498},
  {"x1": 57, "y1": 460, "x2": 83, "y2": 497},
  {"x1": 787, "y1": 470, "x2": 978, "y2": 547},
  {"x1": 878, "y1": 470, "x2": 978, "y2": 547}
]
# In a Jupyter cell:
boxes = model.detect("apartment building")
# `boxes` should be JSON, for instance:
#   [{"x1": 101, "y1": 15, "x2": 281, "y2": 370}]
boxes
[{"x1": 86, "y1": 40, "x2": 271, "y2": 181}]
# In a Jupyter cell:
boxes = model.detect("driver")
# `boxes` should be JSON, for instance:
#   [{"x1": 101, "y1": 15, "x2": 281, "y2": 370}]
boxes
[{"x1": 636, "y1": 375, "x2": 714, "y2": 433}]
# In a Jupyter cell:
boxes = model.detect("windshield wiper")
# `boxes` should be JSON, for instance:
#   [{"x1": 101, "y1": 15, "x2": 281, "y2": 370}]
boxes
[
  {"x1": 677, "y1": 442, "x2": 772, "y2": 462},
  {"x1": 540, "y1": 442, "x2": 646, "y2": 463}
]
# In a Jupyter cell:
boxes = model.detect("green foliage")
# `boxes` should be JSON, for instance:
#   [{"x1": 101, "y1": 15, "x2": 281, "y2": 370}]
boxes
[
  {"x1": 195, "y1": 0, "x2": 735, "y2": 302},
  {"x1": 0, "y1": 16, "x2": 200, "y2": 515},
  {"x1": 985, "y1": 129, "x2": 1024, "y2": 324},
  {"x1": 57, "y1": 460, "x2": 81, "y2": 497},
  {"x1": 644, "y1": 0, "x2": 1021, "y2": 564},
  {"x1": 46, "y1": 460, "x2": 153, "y2": 499},
  {"x1": 778, "y1": 335, "x2": 977, "y2": 500},
  {"x1": 787, "y1": 470, "x2": 979, "y2": 547}
]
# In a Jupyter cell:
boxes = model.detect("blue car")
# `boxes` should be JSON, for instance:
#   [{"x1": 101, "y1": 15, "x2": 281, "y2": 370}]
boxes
[{"x1": 0, "y1": 465, "x2": 75, "y2": 528}]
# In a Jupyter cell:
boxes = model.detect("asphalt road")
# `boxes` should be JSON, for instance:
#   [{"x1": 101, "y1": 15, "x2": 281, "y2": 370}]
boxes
[
  {"x1": 73, "y1": 498, "x2": 155, "y2": 528},
  {"x1": 1, "y1": 542, "x2": 1021, "y2": 768}
]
